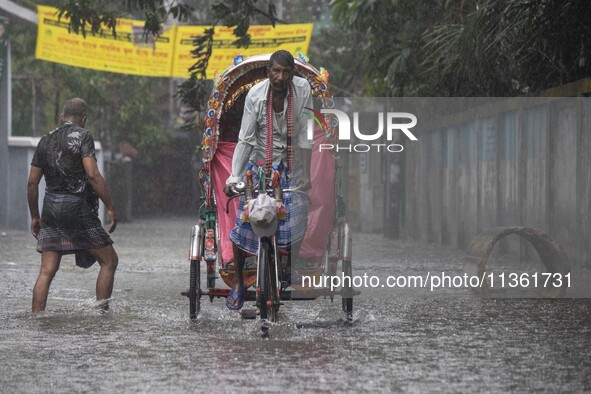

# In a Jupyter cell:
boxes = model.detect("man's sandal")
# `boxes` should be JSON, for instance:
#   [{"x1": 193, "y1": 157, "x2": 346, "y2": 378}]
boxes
[{"x1": 225, "y1": 285, "x2": 247, "y2": 310}]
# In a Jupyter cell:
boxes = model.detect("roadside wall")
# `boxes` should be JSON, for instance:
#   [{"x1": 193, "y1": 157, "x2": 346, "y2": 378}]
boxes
[{"x1": 402, "y1": 83, "x2": 591, "y2": 268}]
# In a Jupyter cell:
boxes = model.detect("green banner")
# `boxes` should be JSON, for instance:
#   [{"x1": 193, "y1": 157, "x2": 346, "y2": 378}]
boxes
[{"x1": 0, "y1": 16, "x2": 8, "y2": 83}]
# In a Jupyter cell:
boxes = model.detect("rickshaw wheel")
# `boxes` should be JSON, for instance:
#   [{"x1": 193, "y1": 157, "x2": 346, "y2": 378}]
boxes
[
  {"x1": 342, "y1": 259, "x2": 353, "y2": 324},
  {"x1": 189, "y1": 259, "x2": 201, "y2": 319},
  {"x1": 258, "y1": 242, "x2": 278, "y2": 336}
]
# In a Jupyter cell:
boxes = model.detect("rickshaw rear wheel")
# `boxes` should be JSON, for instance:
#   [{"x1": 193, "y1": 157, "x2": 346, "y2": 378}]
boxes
[
  {"x1": 342, "y1": 259, "x2": 353, "y2": 324},
  {"x1": 189, "y1": 259, "x2": 201, "y2": 319}
]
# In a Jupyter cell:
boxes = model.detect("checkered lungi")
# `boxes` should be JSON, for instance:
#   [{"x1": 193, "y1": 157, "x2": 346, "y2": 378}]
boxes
[
  {"x1": 36, "y1": 192, "x2": 113, "y2": 267},
  {"x1": 229, "y1": 166, "x2": 309, "y2": 255}
]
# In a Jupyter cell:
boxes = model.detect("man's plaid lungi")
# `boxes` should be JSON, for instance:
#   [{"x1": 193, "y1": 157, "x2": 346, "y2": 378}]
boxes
[
  {"x1": 36, "y1": 193, "x2": 113, "y2": 266},
  {"x1": 229, "y1": 166, "x2": 309, "y2": 255}
]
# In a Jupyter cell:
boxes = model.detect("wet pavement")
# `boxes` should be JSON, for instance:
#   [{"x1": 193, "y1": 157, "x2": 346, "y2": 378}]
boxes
[{"x1": 1, "y1": 217, "x2": 590, "y2": 393}]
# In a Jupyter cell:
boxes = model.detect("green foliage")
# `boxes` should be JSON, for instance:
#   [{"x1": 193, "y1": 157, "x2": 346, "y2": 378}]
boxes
[
  {"x1": 176, "y1": 0, "x2": 279, "y2": 118},
  {"x1": 332, "y1": 0, "x2": 591, "y2": 96},
  {"x1": 17, "y1": 0, "x2": 590, "y2": 102},
  {"x1": 57, "y1": 0, "x2": 193, "y2": 38},
  {"x1": 331, "y1": 0, "x2": 442, "y2": 96},
  {"x1": 57, "y1": 0, "x2": 118, "y2": 38},
  {"x1": 54, "y1": 0, "x2": 281, "y2": 112},
  {"x1": 308, "y1": 24, "x2": 366, "y2": 96}
]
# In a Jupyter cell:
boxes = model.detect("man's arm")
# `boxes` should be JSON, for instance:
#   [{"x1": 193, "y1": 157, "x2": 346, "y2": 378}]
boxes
[
  {"x1": 82, "y1": 157, "x2": 117, "y2": 233},
  {"x1": 27, "y1": 166, "x2": 43, "y2": 238}
]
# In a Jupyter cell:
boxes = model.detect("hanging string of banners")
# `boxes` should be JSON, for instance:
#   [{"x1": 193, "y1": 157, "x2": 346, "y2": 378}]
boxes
[{"x1": 35, "y1": 5, "x2": 313, "y2": 79}]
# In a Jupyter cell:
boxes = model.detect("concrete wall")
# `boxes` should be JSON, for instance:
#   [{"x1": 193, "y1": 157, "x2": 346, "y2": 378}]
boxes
[
  {"x1": 402, "y1": 93, "x2": 591, "y2": 268},
  {"x1": 6, "y1": 140, "x2": 42, "y2": 229}
]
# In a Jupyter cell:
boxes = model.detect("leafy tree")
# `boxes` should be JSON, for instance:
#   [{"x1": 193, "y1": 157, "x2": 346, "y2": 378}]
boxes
[
  {"x1": 30, "y1": 0, "x2": 591, "y2": 98},
  {"x1": 331, "y1": 0, "x2": 443, "y2": 96},
  {"x1": 423, "y1": 0, "x2": 591, "y2": 95},
  {"x1": 308, "y1": 24, "x2": 366, "y2": 96},
  {"x1": 56, "y1": 0, "x2": 194, "y2": 39},
  {"x1": 332, "y1": 0, "x2": 591, "y2": 96},
  {"x1": 55, "y1": 0, "x2": 281, "y2": 113}
]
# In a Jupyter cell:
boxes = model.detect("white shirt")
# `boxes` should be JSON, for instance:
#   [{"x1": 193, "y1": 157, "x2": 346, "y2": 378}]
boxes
[{"x1": 226, "y1": 76, "x2": 313, "y2": 184}]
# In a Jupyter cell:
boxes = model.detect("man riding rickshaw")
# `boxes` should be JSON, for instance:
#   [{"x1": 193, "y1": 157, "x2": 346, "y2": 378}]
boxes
[{"x1": 185, "y1": 50, "x2": 354, "y2": 336}]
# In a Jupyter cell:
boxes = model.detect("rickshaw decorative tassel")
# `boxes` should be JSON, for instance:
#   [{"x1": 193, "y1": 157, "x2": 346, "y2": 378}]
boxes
[
  {"x1": 241, "y1": 207, "x2": 250, "y2": 223},
  {"x1": 276, "y1": 204, "x2": 287, "y2": 221},
  {"x1": 265, "y1": 82, "x2": 294, "y2": 175}
]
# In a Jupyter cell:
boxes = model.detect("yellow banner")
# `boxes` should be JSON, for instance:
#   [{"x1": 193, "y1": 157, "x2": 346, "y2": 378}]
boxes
[
  {"x1": 172, "y1": 24, "x2": 313, "y2": 78},
  {"x1": 35, "y1": 5, "x2": 313, "y2": 79},
  {"x1": 36, "y1": 5, "x2": 175, "y2": 77}
]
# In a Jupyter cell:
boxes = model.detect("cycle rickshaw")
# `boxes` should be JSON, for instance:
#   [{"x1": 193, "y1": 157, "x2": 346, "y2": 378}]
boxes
[{"x1": 183, "y1": 53, "x2": 354, "y2": 336}]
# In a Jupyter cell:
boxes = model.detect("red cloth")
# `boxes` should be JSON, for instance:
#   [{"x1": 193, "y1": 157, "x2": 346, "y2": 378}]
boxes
[
  {"x1": 300, "y1": 130, "x2": 336, "y2": 260},
  {"x1": 210, "y1": 141, "x2": 239, "y2": 264},
  {"x1": 210, "y1": 128, "x2": 336, "y2": 266}
]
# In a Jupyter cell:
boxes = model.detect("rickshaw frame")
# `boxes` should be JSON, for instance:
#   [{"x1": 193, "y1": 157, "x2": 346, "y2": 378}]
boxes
[{"x1": 183, "y1": 53, "x2": 355, "y2": 332}]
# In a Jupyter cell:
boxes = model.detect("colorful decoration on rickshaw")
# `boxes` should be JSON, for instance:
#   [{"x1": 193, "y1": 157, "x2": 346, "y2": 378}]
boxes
[
  {"x1": 297, "y1": 52, "x2": 309, "y2": 64},
  {"x1": 209, "y1": 100, "x2": 219, "y2": 110},
  {"x1": 233, "y1": 54, "x2": 244, "y2": 65},
  {"x1": 319, "y1": 67, "x2": 329, "y2": 84},
  {"x1": 331, "y1": 115, "x2": 339, "y2": 128},
  {"x1": 204, "y1": 229, "x2": 216, "y2": 262}
]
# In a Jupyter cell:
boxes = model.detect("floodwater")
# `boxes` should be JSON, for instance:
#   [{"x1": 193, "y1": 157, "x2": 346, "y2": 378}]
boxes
[{"x1": 1, "y1": 218, "x2": 590, "y2": 392}]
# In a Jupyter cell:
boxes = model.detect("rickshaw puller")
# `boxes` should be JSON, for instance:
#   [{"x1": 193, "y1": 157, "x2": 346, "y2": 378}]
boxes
[{"x1": 223, "y1": 50, "x2": 313, "y2": 310}]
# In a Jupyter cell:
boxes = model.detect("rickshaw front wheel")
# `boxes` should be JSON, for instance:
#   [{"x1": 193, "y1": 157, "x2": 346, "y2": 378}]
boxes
[{"x1": 258, "y1": 242, "x2": 279, "y2": 337}]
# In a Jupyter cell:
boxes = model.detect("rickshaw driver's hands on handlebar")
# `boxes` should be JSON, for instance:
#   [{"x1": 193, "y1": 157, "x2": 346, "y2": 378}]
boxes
[
  {"x1": 224, "y1": 174, "x2": 311, "y2": 196},
  {"x1": 224, "y1": 183, "x2": 238, "y2": 197}
]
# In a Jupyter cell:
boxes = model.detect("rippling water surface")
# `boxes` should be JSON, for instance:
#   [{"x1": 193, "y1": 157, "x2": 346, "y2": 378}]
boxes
[{"x1": 1, "y1": 218, "x2": 590, "y2": 392}]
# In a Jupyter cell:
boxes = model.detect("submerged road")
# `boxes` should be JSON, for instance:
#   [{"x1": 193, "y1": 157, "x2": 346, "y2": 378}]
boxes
[{"x1": 1, "y1": 217, "x2": 590, "y2": 392}]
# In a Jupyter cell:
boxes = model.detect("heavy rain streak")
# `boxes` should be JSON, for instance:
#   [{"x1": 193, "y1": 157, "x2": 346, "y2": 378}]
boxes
[{"x1": 2, "y1": 0, "x2": 591, "y2": 392}]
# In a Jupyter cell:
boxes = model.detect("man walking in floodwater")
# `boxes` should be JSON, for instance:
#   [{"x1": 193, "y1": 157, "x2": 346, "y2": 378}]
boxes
[{"x1": 27, "y1": 98, "x2": 118, "y2": 312}]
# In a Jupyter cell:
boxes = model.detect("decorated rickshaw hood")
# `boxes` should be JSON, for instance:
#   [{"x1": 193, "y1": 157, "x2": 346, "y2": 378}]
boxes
[{"x1": 200, "y1": 53, "x2": 335, "y2": 163}]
